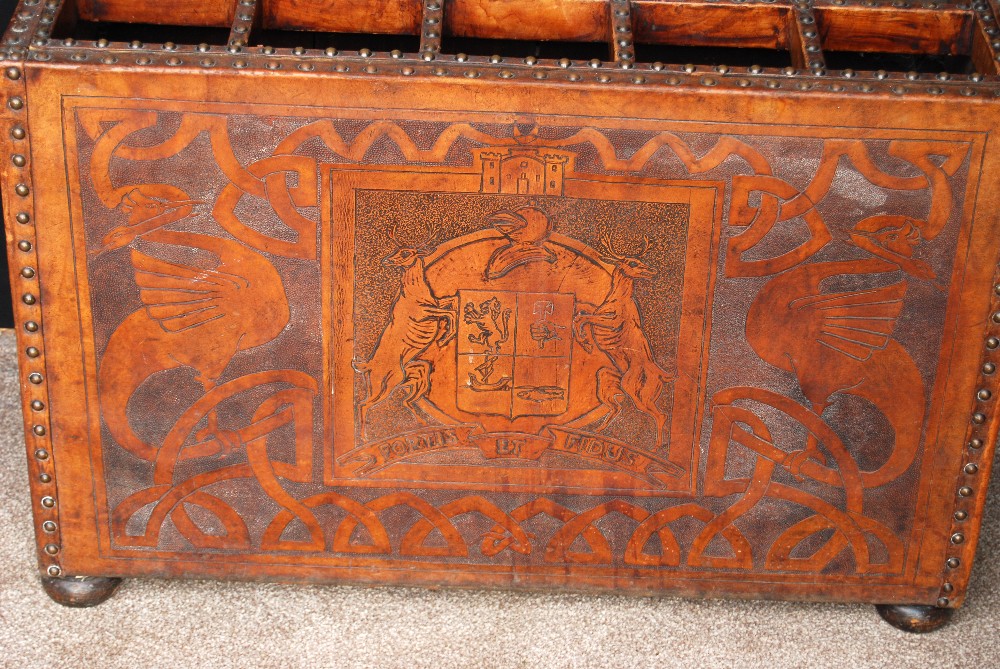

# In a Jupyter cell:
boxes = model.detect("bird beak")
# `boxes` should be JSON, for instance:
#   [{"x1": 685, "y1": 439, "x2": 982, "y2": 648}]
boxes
[{"x1": 488, "y1": 211, "x2": 525, "y2": 234}]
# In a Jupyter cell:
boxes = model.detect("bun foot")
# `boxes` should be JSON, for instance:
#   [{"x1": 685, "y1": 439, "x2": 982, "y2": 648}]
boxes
[
  {"x1": 875, "y1": 604, "x2": 953, "y2": 633},
  {"x1": 41, "y1": 575, "x2": 123, "y2": 608}
]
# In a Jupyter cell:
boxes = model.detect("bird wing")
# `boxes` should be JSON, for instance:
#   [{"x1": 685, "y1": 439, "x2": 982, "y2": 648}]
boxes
[
  {"x1": 789, "y1": 282, "x2": 906, "y2": 362},
  {"x1": 131, "y1": 249, "x2": 249, "y2": 333}
]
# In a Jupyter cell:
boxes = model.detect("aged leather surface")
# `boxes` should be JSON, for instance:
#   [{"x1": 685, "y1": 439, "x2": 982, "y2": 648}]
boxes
[
  {"x1": 3, "y1": 0, "x2": 999, "y2": 602},
  {"x1": 35, "y1": 96, "x2": 981, "y2": 600}
]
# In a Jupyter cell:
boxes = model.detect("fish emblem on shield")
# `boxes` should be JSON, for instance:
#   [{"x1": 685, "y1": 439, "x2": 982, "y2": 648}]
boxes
[{"x1": 457, "y1": 290, "x2": 574, "y2": 419}]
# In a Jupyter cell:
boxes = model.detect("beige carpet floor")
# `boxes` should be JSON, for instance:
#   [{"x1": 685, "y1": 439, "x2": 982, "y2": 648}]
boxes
[{"x1": 0, "y1": 328, "x2": 997, "y2": 669}]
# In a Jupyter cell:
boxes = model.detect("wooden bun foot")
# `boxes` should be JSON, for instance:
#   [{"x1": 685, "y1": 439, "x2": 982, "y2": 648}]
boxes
[
  {"x1": 41, "y1": 575, "x2": 123, "y2": 608},
  {"x1": 875, "y1": 604, "x2": 954, "y2": 633}
]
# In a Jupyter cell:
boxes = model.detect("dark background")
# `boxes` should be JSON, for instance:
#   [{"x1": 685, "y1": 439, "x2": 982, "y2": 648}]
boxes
[{"x1": 1, "y1": 0, "x2": 18, "y2": 327}]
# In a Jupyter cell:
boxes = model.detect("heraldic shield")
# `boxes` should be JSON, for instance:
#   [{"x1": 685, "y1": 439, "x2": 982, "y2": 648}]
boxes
[{"x1": 457, "y1": 290, "x2": 574, "y2": 420}]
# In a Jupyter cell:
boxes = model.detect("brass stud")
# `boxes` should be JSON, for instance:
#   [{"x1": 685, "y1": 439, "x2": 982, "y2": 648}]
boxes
[
  {"x1": 524, "y1": 55, "x2": 537, "y2": 65},
  {"x1": 137, "y1": 56, "x2": 151, "y2": 65},
  {"x1": 987, "y1": 336, "x2": 1000, "y2": 349},
  {"x1": 954, "y1": 510, "x2": 968, "y2": 521},
  {"x1": 684, "y1": 63, "x2": 696, "y2": 73},
  {"x1": 951, "y1": 532, "x2": 965, "y2": 543},
  {"x1": 18, "y1": 240, "x2": 31, "y2": 251},
  {"x1": 568, "y1": 72, "x2": 582, "y2": 81},
  {"x1": 455, "y1": 53, "x2": 468, "y2": 62},
  {"x1": 12, "y1": 126, "x2": 25, "y2": 140},
  {"x1": 96, "y1": 38, "x2": 109, "y2": 48},
  {"x1": 22, "y1": 293, "x2": 36, "y2": 305},
  {"x1": 26, "y1": 347, "x2": 40, "y2": 358},
  {"x1": 40, "y1": 496, "x2": 55, "y2": 508},
  {"x1": 937, "y1": 597, "x2": 949, "y2": 607},
  {"x1": 984, "y1": 362, "x2": 996, "y2": 374},
  {"x1": 591, "y1": 59, "x2": 603, "y2": 69},
  {"x1": 464, "y1": 70, "x2": 480, "y2": 78},
  {"x1": 978, "y1": 389, "x2": 992, "y2": 400},
  {"x1": 130, "y1": 40, "x2": 144, "y2": 49},
  {"x1": 6, "y1": 66, "x2": 21, "y2": 79},
  {"x1": 391, "y1": 49, "x2": 403, "y2": 59},
  {"x1": 558, "y1": 58, "x2": 571, "y2": 68},
  {"x1": 262, "y1": 46, "x2": 275, "y2": 55},
  {"x1": 15, "y1": 183, "x2": 29, "y2": 196},
  {"x1": 965, "y1": 463, "x2": 979, "y2": 474},
  {"x1": 30, "y1": 399, "x2": 44, "y2": 411},
  {"x1": 42, "y1": 521, "x2": 56, "y2": 533},
  {"x1": 34, "y1": 448, "x2": 48, "y2": 460},
  {"x1": 947, "y1": 557, "x2": 960, "y2": 568},
  {"x1": 969, "y1": 437, "x2": 984, "y2": 449},
  {"x1": 359, "y1": 48, "x2": 372, "y2": 58},
  {"x1": 47, "y1": 565, "x2": 61, "y2": 577},
  {"x1": 24, "y1": 321, "x2": 38, "y2": 333},
  {"x1": 959, "y1": 486, "x2": 973, "y2": 497},
  {"x1": 12, "y1": 154, "x2": 25, "y2": 167},
  {"x1": 293, "y1": 46, "x2": 306, "y2": 55},
  {"x1": 325, "y1": 47, "x2": 338, "y2": 57},
  {"x1": 28, "y1": 372, "x2": 42, "y2": 384},
  {"x1": 163, "y1": 42, "x2": 177, "y2": 51},
  {"x1": 16, "y1": 212, "x2": 29, "y2": 223},
  {"x1": 993, "y1": 312, "x2": 1000, "y2": 323},
  {"x1": 749, "y1": 64, "x2": 763, "y2": 74},
  {"x1": 39, "y1": 472, "x2": 51, "y2": 483},
  {"x1": 33, "y1": 425, "x2": 46, "y2": 436},
  {"x1": 972, "y1": 412, "x2": 986, "y2": 424},
  {"x1": 44, "y1": 543, "x2": 59, "y2": 555}
]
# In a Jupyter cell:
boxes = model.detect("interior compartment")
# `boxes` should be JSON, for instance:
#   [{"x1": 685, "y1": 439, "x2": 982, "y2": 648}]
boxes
[
  {"x1": 40, "y1": 0, "x2": 994, "y2": 77},
  {"x1": 74, "y1": 0, "x2": 237, "y2": 28}
]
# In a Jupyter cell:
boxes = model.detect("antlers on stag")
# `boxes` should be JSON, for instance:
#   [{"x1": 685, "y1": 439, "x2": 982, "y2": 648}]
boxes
[
  {"x1": 595, "y1": 230, "x2": 658, "y2": 278},
  {"x1": 382, "y1": 220, "x2": 444, "y2": 267}
]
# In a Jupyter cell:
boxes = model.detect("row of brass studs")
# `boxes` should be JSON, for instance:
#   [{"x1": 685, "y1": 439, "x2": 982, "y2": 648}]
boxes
[
  {"x1": 228, "y1": 0, "x2": 258, "y2": 50},
  {"x1": 975, "y1": 1, "x2": 1000, "y2": 66},
  {"x1": 420, "y1": 0, "x2": 444, "y2": 57},
  {"x1": 794, "y1": 5, "x2": 827, "y2": 72},
  {"x1": 26, "y1": 42, "x2": 1000, "y2": 100},
  {"x1": 2, "y1": 62, "x2": 62, "y2": 578},
  {"x1": 610, "y1": 0, "x2": 636, "y2": 68},
  {"x1": 938, "y1": 280, "x2": 1000, "y2": 606}
]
